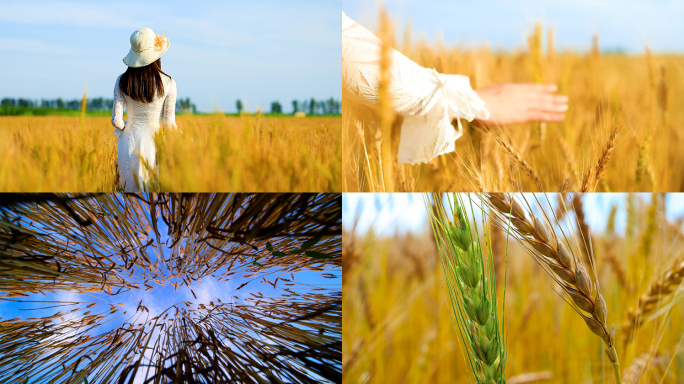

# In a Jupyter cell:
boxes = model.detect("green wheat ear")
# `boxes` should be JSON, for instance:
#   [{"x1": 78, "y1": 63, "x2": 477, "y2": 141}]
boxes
[{"x1": 425, "y1": 193, "x2": 508, "y2": 384}]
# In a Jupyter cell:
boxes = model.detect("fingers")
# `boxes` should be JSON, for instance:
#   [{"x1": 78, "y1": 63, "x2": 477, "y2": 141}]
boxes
[
  {"x1": 551, "y1": 94, "x2": 569, "y2": 103},
  {"x1": 529, "y1": 93, "x2": 568, "y2": 121},
  {"x1": 533, "y1": 104, "x2": 568, "y2": 114},
  {"x1": 526, "y1": 92, "x2": 568, "y2": 114},
  {"x1": 517, "y1": 83, "x2": 558, "y2": 93},
  {"x1": 531, "y1": 93, "x2": 568, "y2": 104},
  {"x1": 528, "y1": 110, "x2": 566, "y2": 122},
  {"x1": 482, "y1": 82, "x2": 568, "y2": 124},
  {"x1": 548, "y1": 103, "x2": 568, "y2": 113},
  {"x1": 539, "y1": 98, "x2": 569, "y2": 112}
]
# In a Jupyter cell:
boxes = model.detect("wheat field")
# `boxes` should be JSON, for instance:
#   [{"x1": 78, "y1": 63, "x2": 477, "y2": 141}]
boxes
[
  {"x1": 343, "y1": 18, "x2": 684, "y2": 192},
  {"x1": 0, "y1": 114, "x2": 341, "y2": 192},
  {"x1": 342, "y1": 193, "x2": 684, "y2": 383}
]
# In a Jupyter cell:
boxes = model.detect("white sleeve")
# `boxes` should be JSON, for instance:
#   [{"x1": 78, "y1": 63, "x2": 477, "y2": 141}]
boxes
[
  {"x1": 342, "y1": 12, "x2": 490, "y2": 164},
  {"x1": 111, "y1": 75, "x2": 126, "y2": 134},
  {"x1": 163, "y1": 78, "x2": 178, "y2": 129}
]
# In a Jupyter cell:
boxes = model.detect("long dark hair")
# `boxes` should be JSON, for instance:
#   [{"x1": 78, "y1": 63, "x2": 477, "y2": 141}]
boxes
[{"x1": 119, "y1": 58, "x2": 171, "y2": 103}]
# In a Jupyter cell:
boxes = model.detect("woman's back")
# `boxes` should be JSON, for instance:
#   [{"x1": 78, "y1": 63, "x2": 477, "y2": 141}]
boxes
[
  {"x1": 112, "y1": 73, "x2": 177, "y2": 133},
  {"x1": 111, "y1": 27, "x2": 175, "y2": 192}
]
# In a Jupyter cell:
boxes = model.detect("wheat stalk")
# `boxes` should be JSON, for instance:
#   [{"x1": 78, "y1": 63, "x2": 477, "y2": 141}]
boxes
[
  {"x1": 554, "y1": 129, "x2": 577, "y2": 181},
  {"x1": 640, "y1": 194, "x2": 659, "y2": 258},
  {"x1": 528, "y1": 23, "x2": 543, "y2": 83},
  {"x1": 375, "y1": 9, "x2": 396, "y2": 192},
  {"x1": 484, "y1": 193, "x2": 622, "y2": 383},
  {"x1": 622, "y1": 257, "x2": 684, "y2": 345},
  {"x1": 635, "y1": 136, "x2": 652, "y2": 188},
  {"x1": 603, "y1": 203, "x2": 630, "y2": 291},
  {"x1": 571, "y1": 193, "x2": 593, "y2": 263},
  {"x1": 426, "y1": 194, "x2": 507, "y2": 384}
]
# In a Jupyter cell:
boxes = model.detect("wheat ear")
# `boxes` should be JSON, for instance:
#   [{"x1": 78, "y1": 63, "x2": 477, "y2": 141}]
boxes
[
  {"x1": 492, "y1": 135, "x2": 543, "y2": 190},
  {"x1": 622, "y1": 257, "x2": 684, "y2": 345},
  {"x1": 593, "y1": 126, "x2": 619, "y2": 187},
  {"x1": 623, "y1": 351, "x2": 666, "y2": 384},
  {"x1": 581, "y1": 126, "x2": 618, "y2": 192},
  {"x1": 426, "y1": 194, "x2": 507, "y2": 384},
  {"x1": 485, "y1": 193, "x2": 621, "y2": 383}
]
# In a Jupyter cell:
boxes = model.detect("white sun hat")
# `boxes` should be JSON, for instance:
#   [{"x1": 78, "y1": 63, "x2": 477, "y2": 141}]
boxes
[{"x1": 122, "y1": 28, "x2": 170, "y2": 67}]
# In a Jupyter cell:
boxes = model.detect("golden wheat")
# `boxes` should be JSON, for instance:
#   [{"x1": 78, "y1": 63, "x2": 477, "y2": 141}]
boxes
[
  {"x1": 343, "y1": 193, "x2": 684, "y2": 383},
  {"x1": 0, "y1": 114, "x2": 340, "y2": 191},
  {"x1": 343, "y1": 16, "x2": 684, "y2": 192}
]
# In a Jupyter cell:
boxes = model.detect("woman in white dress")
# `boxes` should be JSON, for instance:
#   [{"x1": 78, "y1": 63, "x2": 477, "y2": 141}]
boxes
[
  {"x1": 111, "y1": 27, "x2": 177, "y2": 192},
  {"x1": 342, "y1": 12, "x2": 568, "y2": 164}
]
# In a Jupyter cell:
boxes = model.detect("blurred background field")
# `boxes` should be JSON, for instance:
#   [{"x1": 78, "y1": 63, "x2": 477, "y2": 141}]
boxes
[
  {"x1": 342, "y1": 193, "x2": 684, "y2": 383},
  {"x1": 343, "y1": 1, "x2": 684, "y2": 192},
  {"x1": 0, "y1": 114, "x2": 341, "y2": 191}
]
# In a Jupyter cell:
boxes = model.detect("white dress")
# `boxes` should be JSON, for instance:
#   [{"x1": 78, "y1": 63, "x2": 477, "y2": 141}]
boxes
[
  {"x1": 111, "y1": 74, "x2": 177, "y2": 192},
  {"x1": 342, "y1": 12, "x2": 490, "y2": 164}
]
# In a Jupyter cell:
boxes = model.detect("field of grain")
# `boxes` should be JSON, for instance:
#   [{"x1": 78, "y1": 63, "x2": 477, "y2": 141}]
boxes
[
  {"x1": 342, "y1": 193, "x2": 684, "y2": 383},
  {"x1": 0, "y1": 114, "x2": 340, "y2": 191},
  {"x1": 343, "y1": 18, "x2": 684, "y2": 192}
]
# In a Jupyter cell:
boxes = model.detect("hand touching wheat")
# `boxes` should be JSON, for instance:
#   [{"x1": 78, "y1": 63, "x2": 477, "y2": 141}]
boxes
[{"x1": 475, "y1": 83, "x2": 568, "y2": 126}]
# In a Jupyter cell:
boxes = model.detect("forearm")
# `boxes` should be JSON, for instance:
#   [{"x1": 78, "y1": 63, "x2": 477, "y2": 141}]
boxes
[
  {"x1": 111, "y1": 76, "x2": 126, "y2": 130},
  {"x1": 342, "y1": 12, "x2": 488, "y2": 121},
  {"x1": 111, "y1": 111, "x2": 125, "y2": 129},
  {"x1": 163, "y1": 80, "x2": 178, "y2": 129},
  {"x1": 342, "y1": 12, "x2": 434, "y2": 115}
]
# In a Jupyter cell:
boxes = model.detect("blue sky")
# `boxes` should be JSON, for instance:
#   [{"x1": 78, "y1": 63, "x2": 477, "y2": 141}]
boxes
[
  {"x1": 343, "y1": 193, "x2": 684, "y2": 236},
  {"x1": 343, "y1": 0, "x2": 684, "y2": 54},
  {"x1": 0, "y1": 0, "x2": 340, "y2": 113}
]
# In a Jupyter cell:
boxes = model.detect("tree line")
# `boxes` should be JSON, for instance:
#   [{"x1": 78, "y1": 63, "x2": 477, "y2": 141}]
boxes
[
  {"x1": 1, "y1": 97, "x2": 114, "y2": 110},
  {"x1": 240, "y1": 98, "x2": 342, "y2": 115},
  {"x1": 1, "y1": 96, "x2": 342, "y2": 115},
  {"x1": 0, "y1": 97, "x2": 197, "y2": 113}
]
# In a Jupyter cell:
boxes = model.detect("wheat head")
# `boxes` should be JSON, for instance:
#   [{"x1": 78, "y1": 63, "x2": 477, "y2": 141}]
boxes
[
  {"x1": 485, "y1": 193, "x2": 622, "y2": 383},
  {"x1": 427, "y1": 194, "x2": 507, "y2": 384},
  {"x1": 622, "y1": 257, "x2": 684, "y2": 345}
]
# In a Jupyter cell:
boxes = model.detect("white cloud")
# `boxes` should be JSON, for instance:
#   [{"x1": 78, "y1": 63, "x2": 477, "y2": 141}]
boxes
[{"x1": 183, "y1": 276, "x2": 232, "y2": 306}]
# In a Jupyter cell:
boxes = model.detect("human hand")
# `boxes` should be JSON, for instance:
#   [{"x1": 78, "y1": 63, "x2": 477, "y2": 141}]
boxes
[{"x1": 474, "y1": 83, "x2": 568, "y2": 127}]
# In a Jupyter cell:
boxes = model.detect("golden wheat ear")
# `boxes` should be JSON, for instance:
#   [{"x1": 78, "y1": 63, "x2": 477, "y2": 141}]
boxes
[
  {"x1": 491, "y1": 135, "x2": 543, "y2": 191},
  {"x1": 622, "y1": 257, "x2": 684, "y2": 345},
  {"x1": 484, "y1": 193, "x2": 622, "y2": 383}
]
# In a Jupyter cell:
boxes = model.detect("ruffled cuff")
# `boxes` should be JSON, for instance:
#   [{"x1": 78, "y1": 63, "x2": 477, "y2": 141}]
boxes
[
  {"x1": 431, "y1": 71, "x2": 490, "y2": 122},
  {"x1": 396, "y1": 72, "x2": 489, "y2": 165}
]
